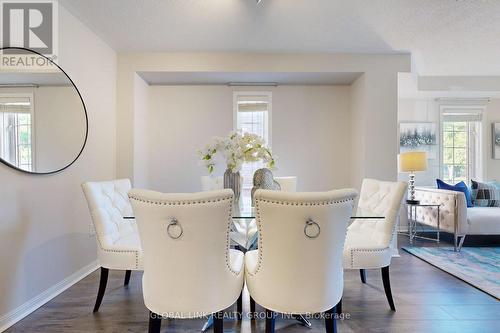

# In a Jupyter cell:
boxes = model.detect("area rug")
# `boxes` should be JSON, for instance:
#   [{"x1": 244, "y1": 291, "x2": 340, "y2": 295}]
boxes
[{"x1": 402, "y1": 246, "x2": 500, "y2": 299}]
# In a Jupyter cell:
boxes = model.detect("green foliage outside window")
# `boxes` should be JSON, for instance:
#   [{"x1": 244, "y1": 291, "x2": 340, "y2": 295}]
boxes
[{"x1": 442, "y1": 122, "x2": 468, "y2": 183}]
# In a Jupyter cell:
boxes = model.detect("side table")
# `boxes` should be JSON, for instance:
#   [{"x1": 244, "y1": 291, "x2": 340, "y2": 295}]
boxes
[{"x1": 405, "y1": 203, "x2": 441, "y2": 245}]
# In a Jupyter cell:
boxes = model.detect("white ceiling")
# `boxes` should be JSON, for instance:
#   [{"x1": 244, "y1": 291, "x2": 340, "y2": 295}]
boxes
[
  {"x1": 398, "y1": 73, "x2": 500, "y2": 99},
  {"x1": 60, "y1": 0, "x2": 500, "y2": 76},
  {"x1": 138, "y1": 71, "x2": 362, "y2": 85}
]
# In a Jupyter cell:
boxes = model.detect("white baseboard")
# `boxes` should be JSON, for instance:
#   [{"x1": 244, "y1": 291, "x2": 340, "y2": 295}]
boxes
[{"x1": 0, "y1": 260, "x2": 99, "y2": 332}]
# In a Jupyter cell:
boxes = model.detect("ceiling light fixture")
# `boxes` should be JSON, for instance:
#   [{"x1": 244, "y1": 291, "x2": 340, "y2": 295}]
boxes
[{"x1": 256, "y1": 0, "x2": 263, "y2": 3}]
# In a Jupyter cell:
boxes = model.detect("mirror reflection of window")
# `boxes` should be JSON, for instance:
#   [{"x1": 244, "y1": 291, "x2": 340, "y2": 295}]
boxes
[
  {"x1": 0, "y1": 48, "x2": 88, "y2": 174},
  {"x1": 0, "y1": 96, "x2": 33, "y2": 171}
]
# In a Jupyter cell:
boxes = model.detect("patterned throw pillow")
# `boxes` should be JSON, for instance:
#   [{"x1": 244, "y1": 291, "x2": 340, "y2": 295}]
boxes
[{"x1": 470, "y1": 180, "x2": 500, "y2": 207}]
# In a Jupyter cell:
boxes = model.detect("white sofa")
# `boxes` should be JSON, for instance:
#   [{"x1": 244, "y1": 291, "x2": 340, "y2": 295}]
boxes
[{"x1": 414, "y1": 187, "x2": 500, "y2": 250}]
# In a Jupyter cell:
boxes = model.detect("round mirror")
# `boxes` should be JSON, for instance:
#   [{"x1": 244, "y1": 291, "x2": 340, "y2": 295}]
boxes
[{"x1": 0, "y1": 47, "x2": 87, "y2": 174}]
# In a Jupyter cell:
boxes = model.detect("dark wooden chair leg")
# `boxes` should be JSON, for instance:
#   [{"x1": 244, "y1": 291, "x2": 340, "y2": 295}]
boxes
[
  {"x1": 236, "y1": 291, "x2": 243, "y2": 319},
  {"x1": 213, "y1": 311, "x2": 224, "y2": 333},
  {"x1": 381, "y1": 265, "x2": 396, "y2": 311},
  {"x1": 148, "y1": 311, "x2": 162, "y2": 333},
  {"x1": 325, "y1": 306, "x2": 337, "y2": 333},
  {"x1": 335, "y1": 298, "x2": 342, "y2": 316},
  {"x1": 360, "y1": 269, "x2": 367, "y2": 283},
  {"x1": 265, "y1": 309, "x2": 276, "y2": 333},
  {"x1": 124, "y1": 270, "x2": 131, "y2": 286},
  {"x1": 93, "y1": 267, "x2": 109, "y2": 313},
  {"x1": 250, "y1": 296, "x2": 256, "y2": 320}
]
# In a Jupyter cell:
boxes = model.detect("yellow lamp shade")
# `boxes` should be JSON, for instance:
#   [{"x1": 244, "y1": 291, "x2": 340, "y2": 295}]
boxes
[{"x1": 399, "y1": 151, "x2": 428, "y2": 172}]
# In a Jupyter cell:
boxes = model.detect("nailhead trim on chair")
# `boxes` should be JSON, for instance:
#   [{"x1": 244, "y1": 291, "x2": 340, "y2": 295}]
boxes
[
  {"x1": 349, "y1": 247, "x2": 389, "y2": 269},
  {"x1": 90, "y1": 215, "x2": 140, "y2": 269},
  {"x1": 128, "y1": 195, "x2": 240, "y2": 275},
  {"x1": 346, "y1": 208, "x2": 396, "y2": 270},
  {"x1": 224, "y1": 200, "x2": 242, "y2": 275},
  {"x1": 128, "y1": 195, "x2": 234, "y2": 206},
  {"x1": 249, "y1": 197, "x2": 355, "y2": 276},
  {"x1": 256, "y1": 198, "x2": 354, "y2": 206}
]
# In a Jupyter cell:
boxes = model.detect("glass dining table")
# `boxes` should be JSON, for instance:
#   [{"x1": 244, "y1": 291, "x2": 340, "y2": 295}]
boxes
[
  {"x1": 124, "y1": 196, "x2": 385, "y2": 248},
  {"x1": 232, "y1": 195, "x2": 385, "y2": 220},
  {"x1": 229, "y1": 196, "x2": 385, "y2": 251}
]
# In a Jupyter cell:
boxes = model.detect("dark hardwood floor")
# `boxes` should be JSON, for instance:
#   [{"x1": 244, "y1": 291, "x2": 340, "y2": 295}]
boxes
[{"x1": 5, "y1": 235, "x2": 499, "y2": 333}]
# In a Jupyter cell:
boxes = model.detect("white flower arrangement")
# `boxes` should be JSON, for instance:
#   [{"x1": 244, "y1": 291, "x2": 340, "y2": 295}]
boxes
[{"x1": 199, "y1": 131, "x2": 275, "y2": 174}]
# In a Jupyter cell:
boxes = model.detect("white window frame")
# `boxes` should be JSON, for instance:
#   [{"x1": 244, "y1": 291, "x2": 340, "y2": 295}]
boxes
[
  {"x1": 0, "y1": 92, "x2": 36, "y2": 170},
  {"x1": 439, "y1": 104, "x2": 485, "y2": 183},
  {"x1": 233, "y1": 91, "x2": 272, "y2": 191},
  {"x1": 233, "y1": 91, "x2": 272, "y2": 147}
]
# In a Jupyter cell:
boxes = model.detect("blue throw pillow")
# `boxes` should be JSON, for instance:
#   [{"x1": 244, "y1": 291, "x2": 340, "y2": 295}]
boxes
[{"x1": 436, "y1": 179, "x2": 473, "y2": 207}]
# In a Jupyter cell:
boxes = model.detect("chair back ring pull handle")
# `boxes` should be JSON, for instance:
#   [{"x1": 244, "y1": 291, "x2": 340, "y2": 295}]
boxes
[
  {"x1": 304, "y1": 218, "x2": 321, "y2": 239},
  {"x1": 167, "y1": 217, "x2": 183, "y2": 239}
]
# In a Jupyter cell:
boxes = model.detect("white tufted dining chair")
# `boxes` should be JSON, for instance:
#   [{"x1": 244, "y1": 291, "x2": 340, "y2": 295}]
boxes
[
  {"x1": 128, "y1": 189, "x2": 244, "y2": 333},
  {"x1": 343, "y1": 178, "x2": 407, "y2": 311},
  {"x1": 245, "y1": 189, "x2": 358, "y2": 333},
  {"x1": 81, "y1": 179, "x2": 143, "y2": 312}
]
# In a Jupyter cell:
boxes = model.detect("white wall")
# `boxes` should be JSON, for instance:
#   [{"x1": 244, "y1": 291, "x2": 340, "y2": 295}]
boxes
[
  {"x1": 0, "y1": 4, "x2": 116, "y2": 328},
  {"x1": 397, "y1": 98, "x2": 440, "y2": 186},
  {"x1": 484, "y1": 99, "x2": 500, "y2": 181},
  {"x1": 348, "y1": 70, "x2": 401, "y2": 189},
  {"x1": 349, "y1": 74, "x2": 366, "y2": 188},
  {"x1": 144, "y1": 85, "x2": 351, "y2": 192},
  {"x1": 147, "y1": 85, "x2": 232, "y2": 192},
  {"x1": 398, "y1": 97, "x2": 500, "y2": 185},
  {"x1": 272, "y1": 85, "x2": 352, "y2": 190},
  {"x1": 133, "y1": 74, "x2": 150, "y2": 188},
  {"x1": 117, "y1": 53, "x2": 411, "y2": 188}
]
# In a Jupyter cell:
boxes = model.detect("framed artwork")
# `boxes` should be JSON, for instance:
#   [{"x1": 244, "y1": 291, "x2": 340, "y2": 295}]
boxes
[
  {"x1": 399, "y1": 122, "x2": 438, "y2": 159},
  {"x1": 493, "y1": 123, "x2": 500, "y2": 159}
]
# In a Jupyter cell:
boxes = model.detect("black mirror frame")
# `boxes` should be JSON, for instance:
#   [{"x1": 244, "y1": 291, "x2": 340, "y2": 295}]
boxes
[{"x1": 0, "y1": 46, "x2": 88, "y2": 175}]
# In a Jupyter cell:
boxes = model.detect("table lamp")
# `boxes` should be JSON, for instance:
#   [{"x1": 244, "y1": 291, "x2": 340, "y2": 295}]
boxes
[{"x1": 399, "y1": 151, "x2": 428, "y2": 204}]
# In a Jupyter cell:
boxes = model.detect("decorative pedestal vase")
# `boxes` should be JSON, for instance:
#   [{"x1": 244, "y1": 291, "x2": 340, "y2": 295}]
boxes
[
  {"x1": 224, "y1": 169, "x2": 241, "y2": 202},
  {"x1": 251, "y1": 168, "x2": 281, "y2": 206}
]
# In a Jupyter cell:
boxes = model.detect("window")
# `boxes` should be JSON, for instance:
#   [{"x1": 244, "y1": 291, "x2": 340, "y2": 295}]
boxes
[
  {"x1": 0, "y1": 95, "x2": 34, "y2": 171},
  {"x1": 440, "y1": 107, "x2": 482, "y2": 184},
  {"x1": 234, "y1": 92, "x2": 271, "y2": 193}
]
